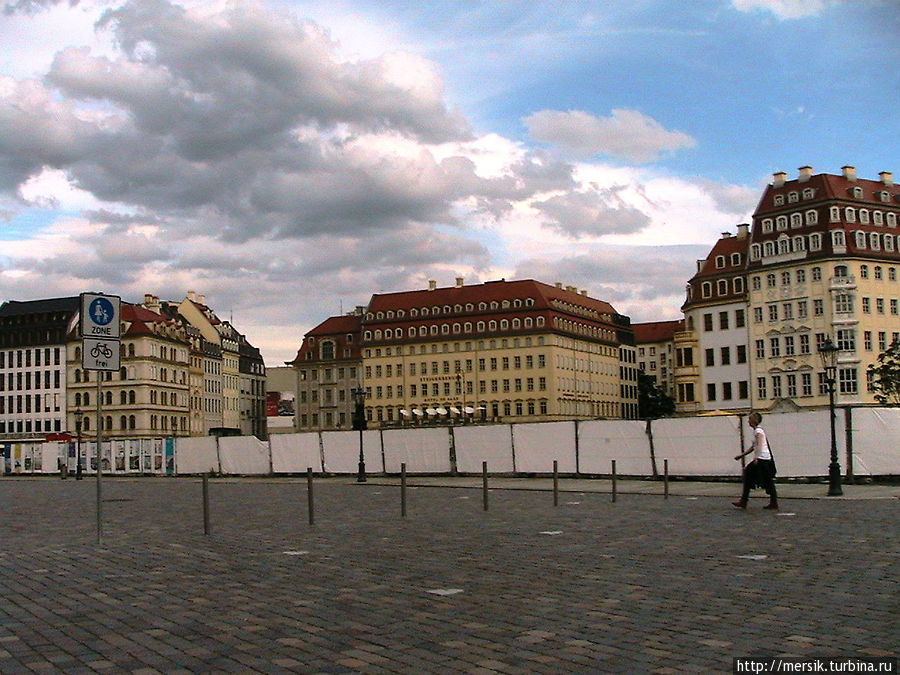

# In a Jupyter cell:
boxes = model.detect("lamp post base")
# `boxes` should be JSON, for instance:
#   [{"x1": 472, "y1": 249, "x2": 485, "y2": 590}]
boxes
[
  {"x1": 357, "y1": 461, "x2": 367, "y2": 483},
  {"x1": 827, "y1": 461, "x2": 843, "y2": 496}
]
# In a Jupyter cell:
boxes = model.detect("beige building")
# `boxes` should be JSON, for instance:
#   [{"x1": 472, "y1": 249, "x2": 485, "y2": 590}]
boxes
[
  {"x1": 746, "y1": 166, "x2": 900, "y2": 409},
  {"x1": 68, "y1": 303, "x2": 191, "y2": 441},
  {"x1": 633, "y1": 319, "x2": 683, "y2": 398},
  {"x1": 360, "y1": 278, "x2": 637, "y2": 425}
]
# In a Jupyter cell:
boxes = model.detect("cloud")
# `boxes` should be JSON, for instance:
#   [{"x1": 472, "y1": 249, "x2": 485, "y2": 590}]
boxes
[
  {"x1": 524, "y1": 108, "x2": 696, "y2": 163},
  {"x1": 3, "y1": 0, "x2": 79, "y2": 15},
  {"x1": 533, "y1": 186, "x2": 651, "y2": 238},
  {"x1": 731, "y1": 0, "x2": 834, "y2": 20}
]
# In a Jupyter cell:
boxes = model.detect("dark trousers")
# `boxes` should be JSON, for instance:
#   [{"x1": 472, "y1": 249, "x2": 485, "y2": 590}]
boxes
[{"x1": 741, "y1": 459, "x2": 777, "y2": 500}]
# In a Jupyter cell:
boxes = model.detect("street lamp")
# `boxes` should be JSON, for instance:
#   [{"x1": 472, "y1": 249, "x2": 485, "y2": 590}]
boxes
[
  {"x1": 351, "y1": 386, "x2": 367, "y2": 483},
  {"x1": 818, "y1": 337, "x2": 843, "y2": 496},
  {"x1": 74, "y1": 407, "x2": 83, "y2": 480}
]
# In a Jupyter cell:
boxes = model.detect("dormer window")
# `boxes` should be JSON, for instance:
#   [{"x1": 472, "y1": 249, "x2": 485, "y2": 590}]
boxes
[
  {"x1": 788, "y1": 191, "x2": 799, "y2": 203},
  {"x1": 762, "y1": 218, "x2": 773, "y2": 233},
  {"x1": 859, "y1": 209, "x2": 870, "y2": 224},
  {"x1": 715, "y1": 255, "x2": 726, "y2": 269},
  {"x1": 873, "y1": 211, "x2": 883, "y2": 226},
  {"x1": 802, "y1": 188, "x2": 815, "y2": 199},
  {"x1": 851, "y1": 186, "x2": 863, "y2": 199},
  {"x1": 774, "y1": 194, "x2": 785, "y2": 206},
  {"x1": 731, "y1": 253, "x2": 741, "y2": 265},
  {"x1": 830, "y1": 206, "x2": 841, "y2": 222},
  {"x1": 880, "y1": 191, "x2": 892, "y2": 203},
  {"x1": 806, "y1": 210, "x2": 818, "y2": 225},
  {"x1": 701, "y1": 282, "x2": 712, "y2": 298},
  {"x1": 845, "y1": 208, "x2": 856, "y2": 223},
  {"x1": 776, "y1": 216, "x2": 788, "y2": 231},
  {"x1": 791, "y1": 213, "x2": 802, "y2": 228}
]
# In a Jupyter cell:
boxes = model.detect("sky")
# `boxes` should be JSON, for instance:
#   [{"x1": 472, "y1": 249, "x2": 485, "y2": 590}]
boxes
[{"x1": 1, "y1": 0, "x2": 898, "y2": 366}]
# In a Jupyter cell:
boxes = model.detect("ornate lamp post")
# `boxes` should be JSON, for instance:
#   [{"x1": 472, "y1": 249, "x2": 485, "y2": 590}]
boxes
[
  {"x1": 818, "y1": 337, "x2": 843, "y2": 496},
  {"x1": 351, "y1": 386, "x2": 367, "y2": 482}
]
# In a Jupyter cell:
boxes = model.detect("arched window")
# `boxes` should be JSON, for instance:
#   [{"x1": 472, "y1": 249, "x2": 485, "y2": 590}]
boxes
[
  {"x1": 702, "y1": 282, "x2": 712, "y2": 298},
  {"x1": 790, "y1": 213, "x2": 802, "y2": 228},
  {"x1": 321, "y1": 341, "x2": 335, "y2": 359},
  {"x1": 120, "y1": 391, "x2": 127, "y2": 405},
  {"x1": 120, "y1": 415, "x2": 127, "y2": 430},
  {"x1": 129, "y1": 415, "x2": 136, "y2": 430},
  {"x1": 717, "y1": 280, "x2": 728, "y2": 295},
  {"x1": 805, "y1": 210, "x2": 817, "y2": 225},
  {"x1": 832, "y1": 230, "x2": 845, "y2": 247},
  {"x1": 870, "y1": 233, "x2": 881, "y2": 250},
  {"x1": 855, "y1": 231, "x2": 867, "y2": 249},
  {"x1": 129, "y1": 390, "x2": 136, "y2": 404}
]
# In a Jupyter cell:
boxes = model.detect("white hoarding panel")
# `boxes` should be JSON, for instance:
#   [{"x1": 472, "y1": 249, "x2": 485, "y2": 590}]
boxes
[
  {"x1": 651, "y1": 416, "x2": 743, "y2": 476},
  {"x1": 578, "y1": 420, "x2": 653, "y2": 475},
  {"x1": 757, "y1": 410, "x2": 841, "y2": 478},
  {"x1": 218, "y1": 436, "x2": 270, "y2": 475},
  {"x1": 321, "y1": 430, "x2": 382, "y2": 474},
  {"x1": 175, "y1": 437, "x2": 219, "y2": 474},
  {"x1": 513, "y1": 422, "x2": 577, "y2": 473},
  {"x1": 383, "y1": 427, "x2": 451, "y2": 473},
  {"x1": 454, "y1": 425, "x2": 514, "y2": 473},
  {"x1": 271, "y1": 433, "x2": 322, "y2": 473},
  {"x1": 843, "y1": 407, "x2": 900, "y2": 476}
]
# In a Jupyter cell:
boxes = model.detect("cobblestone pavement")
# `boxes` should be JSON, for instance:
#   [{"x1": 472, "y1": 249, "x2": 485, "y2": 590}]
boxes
[{"x1": 0, "y1": 477, "x2": 897, "y2": 674}]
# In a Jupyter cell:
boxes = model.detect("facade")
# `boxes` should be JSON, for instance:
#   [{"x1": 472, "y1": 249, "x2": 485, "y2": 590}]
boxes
[
  {"x1": 680, "y1": 225, "x2": 753, "y2": 413},
  {"x1": 1, "y1": 292, "x2": 265, "y2": 443},
  {"x1": 289, "y1": 311, "x2": 363, "y2": 431},
  {"x1": 68, "y1": 303, "x2": 191, "y2": 441},
  {"x1": 0, "y1": 297, "x2": 79, "y2": 440},
  {"x1": 746, "y1": 166, "x2": 900, "y2": 410},
  {"x1": 239, "y1": 335, "x2": 267, "y2": 438},
  {"x1": 359, "y1": 278, "x2": 637, "y2": 426},
  {"x1": 633, "y1": 319, "x2": 683, "y2": 398},
  {"x1": 675, "y1": 166, "x2": 900, "y2": 414}
]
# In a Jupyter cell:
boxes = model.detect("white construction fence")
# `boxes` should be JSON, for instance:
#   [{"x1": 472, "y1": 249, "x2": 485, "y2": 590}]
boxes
[{"x1": 3, "y1": 407, "x2": 899, "y2": 478}]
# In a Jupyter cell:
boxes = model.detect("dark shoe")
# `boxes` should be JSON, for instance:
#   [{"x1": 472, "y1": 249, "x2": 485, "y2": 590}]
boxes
[
  {"x1": 732, "y1": 500, "x2": 747, "y2": 509},
  {"x1": 763, "y1": 500, "x2": 779, "y2": 510}
]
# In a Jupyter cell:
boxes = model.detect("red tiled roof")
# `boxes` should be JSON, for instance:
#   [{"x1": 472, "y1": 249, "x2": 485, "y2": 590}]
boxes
[{"x1": 632, "y1": 320, "x2": 683, "y2": 343}]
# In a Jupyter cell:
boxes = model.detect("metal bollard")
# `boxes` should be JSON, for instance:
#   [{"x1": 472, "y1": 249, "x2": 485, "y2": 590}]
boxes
[
  {"x1": 664, "y1": 458, "x2": 669, "y2": 500},
  {"x1": 202, "y1": 474, "x2": 211, "y2": 535},
  {"x1": 611, "y1": 459, "x2": 617, "y2": 503},
  {"x1": 307, "y1": 468, "x2": 315, "y2": 526},
  {"x1": 482, "y1": 461, "x2": 489, "y2": 511},
  {"x1": 553, "y1": 460, "x2": 559, "y2": 507},
  {"x1": 401, "y1": 462, "x2": 407, "y2": 518}
]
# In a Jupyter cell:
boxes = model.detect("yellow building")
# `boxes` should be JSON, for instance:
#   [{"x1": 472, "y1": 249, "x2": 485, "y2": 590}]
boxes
[
  {"x1": 360, "y1": 278, "x2": 637, "y2": 425},
  {"x1": 746, "y1": 166, "x2": 899, "y2": 409}
]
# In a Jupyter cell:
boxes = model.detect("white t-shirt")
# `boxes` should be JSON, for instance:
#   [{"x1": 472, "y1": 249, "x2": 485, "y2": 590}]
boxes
[{"x1": 752, "y1": 427, "x2": 772, "y2": 461}]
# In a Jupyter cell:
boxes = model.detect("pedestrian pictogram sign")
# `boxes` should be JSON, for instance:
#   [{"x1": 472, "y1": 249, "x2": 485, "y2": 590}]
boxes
[{"x1": 81, "y1": 293, "x2": 121, "y2": 339}]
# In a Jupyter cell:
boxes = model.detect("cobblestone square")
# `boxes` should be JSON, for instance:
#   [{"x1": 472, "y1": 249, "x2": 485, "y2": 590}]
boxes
[{"x1": 0, "y1": 477, "x2": 897, "y2": 673}]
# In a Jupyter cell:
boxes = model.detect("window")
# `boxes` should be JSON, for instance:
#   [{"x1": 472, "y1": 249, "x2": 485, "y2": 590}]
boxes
[
  {"x1": 757, "y1": 377, "x2": 767, "y2": 400},
  {"x1": 839, "y1": 368, "x2": 858, "y2": 395},
  {"x1": 703, "y1": 314, "x2": 713, "y2": 331},
  {"x1": 784, "y1": 336, "x2": 795, "y2": 356},
  {"x1": 719, "y1": 312, "x2": 729, "y2": 330},
  {"x1": 737, "y1": 345, "x2": 747, "y2": 363},
  {"x1": 705, "y1": 349, "x2": 715, "y2": 367},
  {"x1": 706, "y1": 384, "x2": 716, "y2": 402},
  {"x1": 720, "y1": 347, "x2": 730, "y2": 365},
  {"x1": 770, "y1": 337, "x2": 780, "y2": 357},
  {"x1": 836, "y1": 329, "x2": 856, "y2": 352},
  {"x1": 735, "y1": 309, "x2": 745, "y2": 327},
  {"x1": 771, "y1": 375, "x2": 782, "y2": 398},
  {"x1": 767, "y1": 273, "x2": 776, "y2": 288},
  {"x1": 768, "y1": 305, "x2": 778, "y2": 322},
  {"x1": 702, "y1": 282, "x2": 712, "y2": 298},
  {"x1": 835, "y1": 293, "x2": 854, "y2": 314}
]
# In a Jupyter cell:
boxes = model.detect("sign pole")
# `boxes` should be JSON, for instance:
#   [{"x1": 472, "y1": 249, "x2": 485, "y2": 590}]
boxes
[
  {"x1": 96, "y1": 374, "x2": 103, "y2": 545},
  {"x1": 80, "y1": 292, "x2": 120, "y2": 547}
]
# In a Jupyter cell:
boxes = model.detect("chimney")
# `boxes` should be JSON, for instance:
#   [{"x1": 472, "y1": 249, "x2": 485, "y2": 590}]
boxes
[
  {"x1": 580, "y1": 289, "x2": 588, "y2": 296},
  {"x1": 772, "y1": 171, "x2": 787, "y2": 188},
  {"x1": 697, "y1": 259, "x2": 705, "y2": 272},
  {"x1": 455, "y1": 277, "x2": 464, "y2": 288},
  {"x1": 842, "y1": 165, "x2": 857, "y2": 182},
  {"x1": 187, "y1": 290, "x2": 196, "y2": 302},
  {"x1": 566, "y1": 285, "x2": 577, "y2": 293},
  {"x1": 737, "y1": 223, "x2": 750, "y2": 239},
  {"x1": 880, "y1": 171, "x2": 894, "y2": 187},
  {"x1": 198, "y1": 294, "x2": 206, "y2": 305},
  {"x1": 428, "y1": 279, "x2": 437, "y2": 291},
  {"x1": 555, "y1": 282, "x2": 563, "y2": 289},
  {"x1": 144, "y1": 293, "x2": 154, "y2": 305},
  {"x1": 721, "y1": 232, "x2": 733, "y2": 239},
  {"x1": 798, "y1": 165, "x2": 813, "y2": 182}
]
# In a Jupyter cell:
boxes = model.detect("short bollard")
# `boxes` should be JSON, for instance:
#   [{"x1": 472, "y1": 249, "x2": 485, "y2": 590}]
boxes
[
  {"x1": 482, "y1": 461, "x2": 489, "y2": 511},
  {"x1": 306, "y1": 467, "x2": 315, "y2": 526},
  {"x1": 553, "y1": 460, "x2": 559, "y2": 507},
  {"x1": 664, "y1": 458, "x2": 669, "y2": 500},
  {"x1": 202, "y1": 474, "x2": 211, "y2": 535},
  {"x1": 401, "y1": 462, "x2": 407, "y2": 518},
  {"x1": 611, "y1": 459, "x2": 617, "y2": 503}
]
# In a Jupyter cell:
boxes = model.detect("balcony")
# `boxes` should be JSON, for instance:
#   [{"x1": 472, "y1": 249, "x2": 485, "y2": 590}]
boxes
[{"x1": 829, "y1": 274, "x2": 857, "y2": 290}]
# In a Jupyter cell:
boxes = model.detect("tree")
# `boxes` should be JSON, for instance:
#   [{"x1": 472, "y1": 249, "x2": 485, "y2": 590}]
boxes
[
  {"x1": 867, "y1": 339, "x2": 900, "y2": 405},
  {"x1": 637, "y1": 371, "x2": 676, "y2": 419}
]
